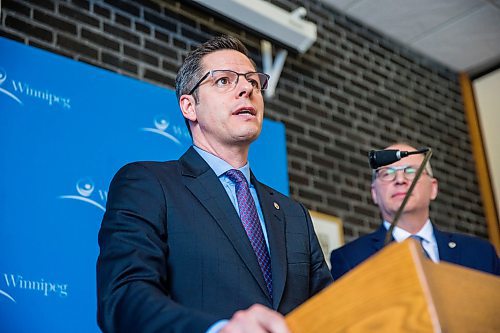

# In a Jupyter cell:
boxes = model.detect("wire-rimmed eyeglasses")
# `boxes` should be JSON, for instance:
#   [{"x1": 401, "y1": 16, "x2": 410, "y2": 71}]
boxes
[
  {"x1": 375, "y1": 165, "x2": 425, "y2": 182},
  {"x1": 188, "y1": 69, "x2": 270, "y2": 95}
]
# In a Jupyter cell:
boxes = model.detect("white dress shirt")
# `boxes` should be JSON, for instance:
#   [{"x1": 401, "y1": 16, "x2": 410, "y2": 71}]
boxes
[{"x1": 383, "y1": 219, "x2": 440, "y2": 262}]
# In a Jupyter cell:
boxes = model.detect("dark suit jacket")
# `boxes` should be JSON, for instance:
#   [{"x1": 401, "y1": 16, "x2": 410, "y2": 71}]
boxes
[
  {"x1": 97, "y1": 147, "x2": 332, "y2": 333},
  {"x1": 330, "y1": 224, "x2": 500, "y2": 280}
]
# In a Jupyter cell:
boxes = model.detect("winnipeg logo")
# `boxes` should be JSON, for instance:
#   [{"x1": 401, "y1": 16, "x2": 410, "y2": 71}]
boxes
[
  {"x1": 0, "y1": 66, "x2": 71, "y2": 109},
  {"x1": 141, "y1": 115, "x2": 190, "y2": 145},
  {"x1": 2, "y1": 273, "x2": 68, "y2": 301},
  {"x1": 59, "y1": 178, "x2": 107, "y2": 211},
  {"x1": 0, "y1": 67, "x2": 23, "y2": 105},
  {"x1": 0, "y1": 288, "x2": 16, "y2": 303}
]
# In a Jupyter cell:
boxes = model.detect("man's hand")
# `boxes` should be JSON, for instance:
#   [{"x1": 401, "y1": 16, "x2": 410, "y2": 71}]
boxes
[{"x1": 220, "y1": 304, "x2": 291, "y2": 333}]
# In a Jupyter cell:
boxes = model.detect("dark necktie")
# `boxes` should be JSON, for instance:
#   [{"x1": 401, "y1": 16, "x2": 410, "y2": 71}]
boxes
[
  {"x1": 410, "y1": 235, "x2": 431, "y2": 259},
  {"x1": 225, "y1": 169, "x2": 273, "y2": 300}
]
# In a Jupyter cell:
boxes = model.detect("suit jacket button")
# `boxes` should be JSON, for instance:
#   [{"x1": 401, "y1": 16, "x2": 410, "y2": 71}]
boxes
[
  {"x1": 448, "y1": 241, "x2": 456, "y2": 248},
  {"x1": 274, "y1": 202, "x2": 280, "y2": 210}
]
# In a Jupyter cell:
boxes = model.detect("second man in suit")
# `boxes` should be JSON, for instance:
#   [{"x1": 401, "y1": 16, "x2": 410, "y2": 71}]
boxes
[{"x1": 330, "y1": 142, "x2": 499, "y2": 280}]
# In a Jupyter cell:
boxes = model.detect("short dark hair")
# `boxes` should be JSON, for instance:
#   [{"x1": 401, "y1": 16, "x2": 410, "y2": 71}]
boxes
[
  {"x1": 175, "y1": 35, "x2": 253, "y2": 101},
  {"x1": 175, "y1": 35, "x2": 254, "y2": 136}
]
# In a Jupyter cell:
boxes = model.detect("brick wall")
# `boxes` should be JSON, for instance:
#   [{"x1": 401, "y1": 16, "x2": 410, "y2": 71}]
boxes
[{"x1": 0, "y1": 0, "x2": 489, "y2": 241}]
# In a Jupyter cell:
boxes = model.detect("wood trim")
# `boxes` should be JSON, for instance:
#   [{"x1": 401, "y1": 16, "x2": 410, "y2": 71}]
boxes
[{"x1": 459, "y1": 72, "x2": 500, "y2": 253}]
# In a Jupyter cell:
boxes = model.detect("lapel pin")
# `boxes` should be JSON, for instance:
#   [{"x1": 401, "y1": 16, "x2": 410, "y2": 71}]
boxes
[
  {"x1": 448, "y1": 242, "x2": 456, "y2": 249},
  {"x1": 273, "y1": 202, "x2": 280, "y2": 210}
]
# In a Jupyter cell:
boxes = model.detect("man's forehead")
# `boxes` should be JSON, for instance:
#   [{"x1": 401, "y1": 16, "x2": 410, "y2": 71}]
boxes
[
  {"x1": 385, "y1": 143, "x2": 416, "y2": 151},
  {"x1": 391, "y1": 153, "x2": 424, "y2": 168},
  {"x1": 202, "y1": 50, "x2": 254, "y2": 69}
]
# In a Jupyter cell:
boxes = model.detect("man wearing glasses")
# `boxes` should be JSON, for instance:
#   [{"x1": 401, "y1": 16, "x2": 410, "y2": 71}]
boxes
[
  {"x1": 330, "y1": 142, "x2": 499, "y2": 281},
  {"x1": 97, "y1": 35, "x2": 332, "y2": 333}
]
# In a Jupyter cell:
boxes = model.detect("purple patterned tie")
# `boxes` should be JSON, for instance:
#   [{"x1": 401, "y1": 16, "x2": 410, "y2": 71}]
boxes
[{"x1": 225, "y1": 169, "x2": 273, "y2": 300}]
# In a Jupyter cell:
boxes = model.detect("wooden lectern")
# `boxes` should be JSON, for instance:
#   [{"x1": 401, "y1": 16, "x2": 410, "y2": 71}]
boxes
[{"x1": 286, "y1": 239, "x2": 500, "y2": 332}]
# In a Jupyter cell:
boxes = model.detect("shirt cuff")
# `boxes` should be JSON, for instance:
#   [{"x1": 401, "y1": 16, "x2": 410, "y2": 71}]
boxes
[{"x1": 206, "y1": 319, "x2": 229, "y2": 333}]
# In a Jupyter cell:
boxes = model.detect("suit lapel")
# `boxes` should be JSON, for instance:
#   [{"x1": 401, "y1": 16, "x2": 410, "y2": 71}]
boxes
[
  {"x1": 434, "y1": 227, "x2": 459, "y2": 264},
  {"x1": 252, "y1": 175, "x2": 286, "y2": 309},
  {"x1": 371, "y1": 224, "x2": 389, "y2": 254},
  {"x1": 179, "y1": 148, "x2": 270, "y2": 300}
]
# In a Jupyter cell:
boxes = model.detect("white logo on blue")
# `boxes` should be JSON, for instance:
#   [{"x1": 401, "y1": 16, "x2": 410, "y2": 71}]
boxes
[
  {"x1": 1, "y1": 273, "x2": 69, "y2": 303},
  {"x1": 0, "y1": 66, "x2": 72, "y2": 109},
  {"x1": 0, "y1": 288, "x2": 16, "y2": 303},
  {"x1": 141, "y1": 115, "x2": 190, "y2": 145},
  {"x1": 59, "y1": 178, "x2": 107, "y2": 211},
  {"x1": 0, "y1": 67, "x2": 23, "y2": 105}
]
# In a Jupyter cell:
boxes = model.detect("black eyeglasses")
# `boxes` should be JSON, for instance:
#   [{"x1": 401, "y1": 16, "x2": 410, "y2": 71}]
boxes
[{"x1": 188, "y1": 69, "x2": 270, "y2": 95}]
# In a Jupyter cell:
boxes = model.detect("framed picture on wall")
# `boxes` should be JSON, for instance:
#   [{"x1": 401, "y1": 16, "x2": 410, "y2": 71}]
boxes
[{"x1": 309, "y1": 210, "x2": 344, "y2": 269}]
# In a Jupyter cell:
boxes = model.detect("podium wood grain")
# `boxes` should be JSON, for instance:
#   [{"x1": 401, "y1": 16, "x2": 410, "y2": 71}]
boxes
[
  {"x1": 286, "y1": 240, "x2": 500, "y2": 332},
  {"x1": 421, "y1": 258, "x2": 500, "y2": 333}
]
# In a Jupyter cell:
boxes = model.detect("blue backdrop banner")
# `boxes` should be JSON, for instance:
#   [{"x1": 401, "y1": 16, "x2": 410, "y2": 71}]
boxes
[{"x1": 0, "y1": 37, "x2": 289, "y2": 333}]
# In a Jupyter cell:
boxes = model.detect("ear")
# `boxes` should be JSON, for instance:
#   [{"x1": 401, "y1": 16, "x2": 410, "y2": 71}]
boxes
[
  {"x1": 179, "y1": 94, "x2": 197, "y2": 122},
  {"x1": 371, "y1": 183, "x2": 378, "y2": 204},
  {"x1": 430, "y1": 177, "x2": 438, "y2": 201}
]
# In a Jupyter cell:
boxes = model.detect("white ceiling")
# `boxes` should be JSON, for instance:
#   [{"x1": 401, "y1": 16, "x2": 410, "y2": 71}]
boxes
[{"x1": 321, "y1": 0, "x2": 500, "y2": 75}]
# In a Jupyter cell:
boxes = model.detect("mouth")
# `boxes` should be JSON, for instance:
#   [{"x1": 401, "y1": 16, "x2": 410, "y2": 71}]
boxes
[
  {"x1": 392, "y1": 192, "x2": 407, "y2": 198},
  {"x1": 233, "y1": 107, "x2": 256, "y2": 116}
]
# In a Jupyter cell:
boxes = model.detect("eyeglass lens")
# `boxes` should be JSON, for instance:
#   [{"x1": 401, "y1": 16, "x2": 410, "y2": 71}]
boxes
[
  {"x1": 377, "y1": 166, "x2": 417, "y2": 181},
  {"x1": 211, "y1": 70, "x2": 269, "y2": 91}
]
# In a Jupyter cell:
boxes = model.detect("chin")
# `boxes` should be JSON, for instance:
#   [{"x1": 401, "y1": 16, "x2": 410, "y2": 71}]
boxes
[
  {"x1": 240, "y1": 134, "x2": 259, "y2": 143},
  {"x1": 234, "y1": 131, "x2": 260, "y2": 144},
  {"x1": 239, "y1": 126, "x2": 261, "y2": 138}
]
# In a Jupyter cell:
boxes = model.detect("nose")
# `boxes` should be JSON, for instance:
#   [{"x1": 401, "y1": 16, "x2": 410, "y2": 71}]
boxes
[
  {"x1": 236, "y1": 77, "x2": 253, "y2": 97},
  {"x1": 394, "y1": 170, "x2": 407, "y2": 184}
]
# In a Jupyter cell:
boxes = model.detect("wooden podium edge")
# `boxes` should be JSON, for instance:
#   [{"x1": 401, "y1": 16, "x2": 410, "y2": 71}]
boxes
[
  {"x1": 286, "y1": 240, "x2": 440, "y2": 332},
  {"x1": 286, "y1": 239, "x2": 500, "y2": 332},
  {"x1": 408, "y1": 240, "x2": 443, "y2": 333}
]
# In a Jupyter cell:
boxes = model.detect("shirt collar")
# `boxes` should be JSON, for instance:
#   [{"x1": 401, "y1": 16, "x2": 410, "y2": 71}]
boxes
[
  {"x1": 193, "y1": 145, "x2": 251, "y2": 183},
  {"x1": 383, "y1": 219, "x2": 434, "y2": 244}
]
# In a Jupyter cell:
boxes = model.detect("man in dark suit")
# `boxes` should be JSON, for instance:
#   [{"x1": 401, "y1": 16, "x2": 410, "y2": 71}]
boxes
[
  {"x1": 330, "y1": 142, "x2": 499, "y2": 280},
  {"x1": 97, "y1": 35, "x2": 332, "y2": 333}
]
